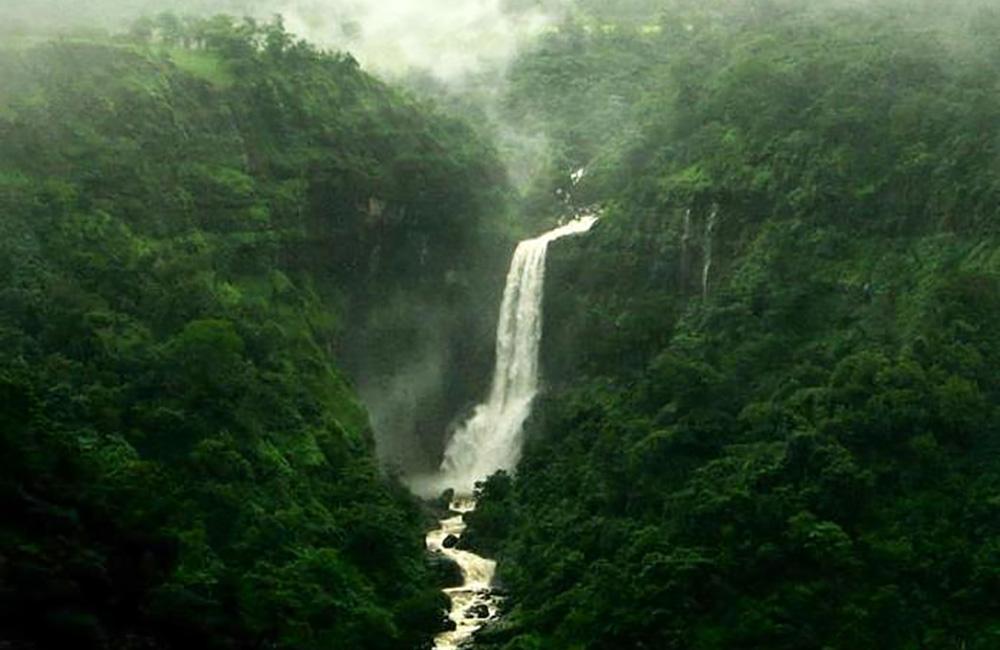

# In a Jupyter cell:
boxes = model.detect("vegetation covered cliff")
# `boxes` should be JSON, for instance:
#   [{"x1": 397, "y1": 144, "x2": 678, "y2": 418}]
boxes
[
  {"x1": 0, "y1": 16, "x2": 509, "y2": 649},
  {"x1": 466, "y1": 1, "x2": 1000, "y2": 648}
]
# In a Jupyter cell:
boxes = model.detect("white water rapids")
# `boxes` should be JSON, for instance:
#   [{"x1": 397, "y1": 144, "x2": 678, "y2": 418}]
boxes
[
  {"x1": 412, "y1": 215, "x2": 598, "y2": 650},
  {"x1": 425, "y1": 498, "x2": 498, "y2": 650}
]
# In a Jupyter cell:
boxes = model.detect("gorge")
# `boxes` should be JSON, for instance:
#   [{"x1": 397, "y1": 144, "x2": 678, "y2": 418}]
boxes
[{"x1": 3, "y1": 2, "x2": 1000, "y2": 650}]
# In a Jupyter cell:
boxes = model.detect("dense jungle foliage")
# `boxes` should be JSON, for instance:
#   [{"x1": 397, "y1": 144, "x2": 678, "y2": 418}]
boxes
[
  {"x1": 466, "y1": 1, "x2": 1000, "y2": 649},
  {"x1": 0, "y1": 15, "x2": 509, "y2": 650}
]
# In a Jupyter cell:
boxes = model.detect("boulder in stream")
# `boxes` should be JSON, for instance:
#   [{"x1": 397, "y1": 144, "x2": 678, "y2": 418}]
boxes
[
  {"x1": 442, "y1": 534, "x2": 460, "y2": 549},
  {"x1": 428, "y1": 554, "x2": 463, "y2": 588}
]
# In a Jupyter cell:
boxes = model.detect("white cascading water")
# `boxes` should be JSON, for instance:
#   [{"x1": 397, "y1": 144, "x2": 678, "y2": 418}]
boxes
[
  {"x1": 425, "y1": 498, "x2": 498, "y2": 650},
  {"x1": 437, "y1": 214, "x2": 598, "y2": 495},
  {"x1": 417, "y1": 214, "x2": 598, "y2": 650}
]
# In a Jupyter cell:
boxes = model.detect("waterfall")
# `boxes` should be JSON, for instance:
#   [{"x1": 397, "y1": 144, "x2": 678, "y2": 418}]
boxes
[
  {"x1": 411, "y1": 214, "x2": 597, "y2": 650},
  {"x1": 417, "y1": 215, "x2": 598, "y2": 496},
  {"x1": 702, "y1": 204, "x2": 718, "y2": 297},
  {"x1": 680, "y1": 207, "x2": 693, "y2": 286}
]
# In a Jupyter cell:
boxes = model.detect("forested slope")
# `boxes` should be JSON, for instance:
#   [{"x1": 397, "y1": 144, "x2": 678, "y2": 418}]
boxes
[
  {"x1": 0, "y1": 17, "x2": 507, "y2": 650},
  {"x1": 467, "y1": 2, "x2": 1000, "y2": 649}
]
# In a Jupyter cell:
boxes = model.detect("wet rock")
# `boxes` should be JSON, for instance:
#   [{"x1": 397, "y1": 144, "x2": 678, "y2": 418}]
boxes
[
  {"x1": 466, "y1": 604, "x2": 490, "y2": 619},
  {"x1": 428, "y1": 554, "x2": 463, "y2": 589},
  {"x1": 442, "y1": 534, "x2": 460, "y2": 549},
  {"x1": 420, "y1": 488, "x2": 457, "y2": 523},
  {"x1": 436, "y1": 488, "x2": 455, "y2": 508},
  {"x1": 473, "y1": 618, "x2": 517, "y2": 644}
]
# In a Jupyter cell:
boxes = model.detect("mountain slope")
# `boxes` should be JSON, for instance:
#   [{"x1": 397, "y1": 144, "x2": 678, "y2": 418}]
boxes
[
  {"x1": 0, "y1": 17, "x2": 508, "y2": 650},
  {"x1": 467, "y1": 3, "x2": 1000, "y2": 649}
]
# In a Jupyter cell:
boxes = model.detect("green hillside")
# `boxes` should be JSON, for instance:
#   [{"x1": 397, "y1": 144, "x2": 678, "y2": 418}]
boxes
[
  {"x1": 465, "y1": 2, "x2": 1000, "y2": 649},
  {"x1": 0, "y1": 16, "x2": 508, "y2": 650}
]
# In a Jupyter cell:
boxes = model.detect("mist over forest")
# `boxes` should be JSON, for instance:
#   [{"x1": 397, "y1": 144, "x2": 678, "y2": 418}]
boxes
[
  {"x1": 5, "y1": 0, "x2": 993, "y2": 78},
  {"x1": 1, "y1": 0, "x2": 569, "y2": 79},
  {"x1": 2, "y1": 0, "x2": 1000, "y2": 649}
]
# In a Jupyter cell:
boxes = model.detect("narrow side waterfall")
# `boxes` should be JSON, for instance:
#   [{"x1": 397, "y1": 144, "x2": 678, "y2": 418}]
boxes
[
  {"x1": 413, "y1": 215, "x2": 597, "y2": 650},
  {"x1": 702, "y1": 205, "x2": 719, "y2": 297},
  {"x1": 437, "y1": 215, "x2": 598, "y2": 495}
]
